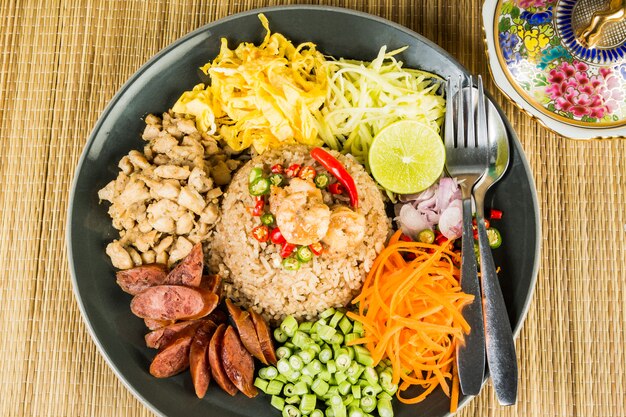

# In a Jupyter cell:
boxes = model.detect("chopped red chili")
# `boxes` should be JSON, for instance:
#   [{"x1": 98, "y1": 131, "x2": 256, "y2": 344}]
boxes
[
  {"x1": 270, "y1": 227, "x2": 286, "y2": 245},
  {"x1": 309, "y1": 242, "x2": 323, "y2": 256},
  {"x1": 251, "y1": 225, "x2": 269, "y2": 242},
  {"x1": 271, "y1": 164, "x2": 284, "y2": 174},
  {"x1": 435, "y1": 234, "x2": 448, "y2": 246},
  {"x1": 399, "y1": 234, "x2": 413, "y2": 242},
  {"x1": 285, "y1": 164, "x2": 301, "y2": 178},
  {"x1": 310, "y1": 148, "x2": 359, "y2": 209},
  {"x1": 252, "y1": 197, "x2": 265, "y2": 216},
  {"x1": 472, "y1": 218, "x2": 490, "y2": 229},
  {"x1": 280, "y1": 243, "x2": 297, "y2": 258},
  {"x1": 328, "y1": 183, "x2": 344, "y2": 195},
  {"x1": 489, "y1": 209, "x2": 503, "y2": 220},
  {"x1": 298, "y1": 166, "x2": 317, "y2": 181}
]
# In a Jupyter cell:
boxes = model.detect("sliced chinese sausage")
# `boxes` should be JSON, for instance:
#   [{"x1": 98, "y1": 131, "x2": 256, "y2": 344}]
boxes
[
  {"x1": 201, "y1": 274, "x2": 222, "y2": 297},
  {"x1": 221, "y1": 325, "x2": 258, "y2": 398},
  {"x1": 144, "y1": 318, "x2": 173, "y2": 331},
  {"x1": 145, "y1": 320, "x2": 201, "y2": 349},
  {"x1": 206, "y1": 309, "x2": 228, "y2": 326},
  {"x1": 149, "y1": 326, "x2": 196, "y2": 378},
  {"x1": 225, "y1": 299, "x2": 267, "y2": 364},
  {"x1": 189, "y1": 321, "x2": 217, "y2": 398},
  {"x1": 250, "y1": 310, "x2": 277, "y2": 365},
  {"x1": 208, "y1": 324, "x2": 238, "y2": 396},
  {"x1": 116, "y1": 263, "x2": 168, "y2": 295},
  {"x1": 130, "y1": 285, "x2": 218, "y2": 321},
  {"x1": 165, "y1": 243, "x2": 203, "y2": 287}
]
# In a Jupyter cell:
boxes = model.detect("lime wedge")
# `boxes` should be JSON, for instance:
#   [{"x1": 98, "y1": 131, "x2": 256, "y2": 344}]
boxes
[{"x1": 368, "y1": 120, "x2": 445, "y2": 194}]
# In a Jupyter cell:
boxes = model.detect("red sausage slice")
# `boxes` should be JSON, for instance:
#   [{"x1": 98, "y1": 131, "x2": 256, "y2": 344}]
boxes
[
  {"x1": 144, "y1": 318, "x2": 173, "y2": 331},
  {"x1": 165, "y1": 243, "x2": 203, "y2": 287},
  {"x1": 221, "y1": 325, "x2": 258, "y2": 398},
  {"x1": 190, "y1": 321, "x2": 217, "y2": 398},
  {"x1": 145, "y1": 320, "x2": 201, "y2": 349},
  {"x1": 130, "y1": 285, "x2": 218, "y2": 321},
  {"x1": 208, "y1": 324, "x2": 238, "y2": 396},
  {"x1": 116, "y1": 263, "x2": 168, "y2": 295},
  {"x1": 201, "y1": 274, "x2": 222, "y2": 297},
  {"x1": 149, "y1": 326, "x2": 196, "y2": 378},
  {"x1": 226, "y1": 300, "x2": 267, "y2": 364},
  {"x1": 250, "y1": 310, "x2": 277, "y2": 365}
]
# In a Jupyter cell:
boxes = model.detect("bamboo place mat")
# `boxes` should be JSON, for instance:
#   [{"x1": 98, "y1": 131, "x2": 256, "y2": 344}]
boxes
[{"x1": 1, "y1": 0, "x2": 625, "y2": 416}]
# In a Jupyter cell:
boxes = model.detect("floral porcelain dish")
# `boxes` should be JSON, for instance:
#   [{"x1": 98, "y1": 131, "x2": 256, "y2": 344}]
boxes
[{"x1": 483, "y1": 0, "x2": 626, "y2": 139}]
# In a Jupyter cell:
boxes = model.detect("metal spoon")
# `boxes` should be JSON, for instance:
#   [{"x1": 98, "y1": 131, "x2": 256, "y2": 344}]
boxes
[{"x1": 472, "y1": 83, "x2": 518, "y2": 406}]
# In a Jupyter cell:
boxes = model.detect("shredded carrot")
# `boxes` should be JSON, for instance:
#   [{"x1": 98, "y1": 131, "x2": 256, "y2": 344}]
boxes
[{"x1": 347, "y1": 230, "x2": 473, "y2": 413}]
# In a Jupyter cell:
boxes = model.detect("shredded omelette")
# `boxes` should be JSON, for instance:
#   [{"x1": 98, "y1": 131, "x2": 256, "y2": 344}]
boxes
[{"x1": 172, "y1": 14, "x2": 328, "y2": 153}]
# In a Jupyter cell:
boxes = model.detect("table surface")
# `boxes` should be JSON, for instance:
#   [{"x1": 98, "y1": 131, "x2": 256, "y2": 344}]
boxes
[{"x1": 1, "y1": 0, "x2": 625, "y2": 416}]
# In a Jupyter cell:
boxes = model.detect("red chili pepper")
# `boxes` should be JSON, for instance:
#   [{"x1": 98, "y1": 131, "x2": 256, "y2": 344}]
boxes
[
  {"x1": 473, "y1": 229, "x2": 479, "y2": 240},
  {"x1": 251, "y1": 225, "x2": 269, "y2": 242},
  {"x1": 310, "y1": 148, "x2": 359, "y2": 209},
  {"x1": 489, "y1": 209, "x2": 503, "y2": 220},
  {"x1": 271, "y1": 164, "x2": 284, "y2": 174},
  {"x1": 280, "y1": 243, "x2": 296, "y2": 258},
  {"x1": 399, "y1": 234, "x2": 413, "y2": 242},
  {"x1": 252, "y1": 197, "x2": 265, "y2": 216},
  {"x1": 472, "y1": 218, "x2": 490, "y2": 229},
  {"x1": 435, "y1": 234, "x2": 448, "y2": 246},
  {"x1": 298, "y1": 166, "x2": 317, "y2": 181},
  {"x1": 270, "y1": 227, "x2": 286, "y2": 245},
  {"x1": 328, "y1": 182, "x2": 344, "y2": 195},
  {"x1": 309, "y1": 242, "x2": 324, "y2": 256},
  {"x1": 285, "y1": 164, "x2": 301, "y2": 178}
]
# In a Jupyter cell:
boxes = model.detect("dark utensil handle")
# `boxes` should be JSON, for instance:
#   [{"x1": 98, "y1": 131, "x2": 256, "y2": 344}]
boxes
[
  {"x1": 476, "y1": 218, "x2": 518, "y2": 405},
  {"x1": 456, "y1": 197, "x2": 485, "y2": 395}
]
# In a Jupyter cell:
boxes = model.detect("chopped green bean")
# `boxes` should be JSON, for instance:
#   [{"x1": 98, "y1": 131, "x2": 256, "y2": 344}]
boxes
[
  {"x1": 362, "y1": 367, "x2": 378, "y2": 386},
  {"x1": 329, "y1": 333, "x2": 344, "y2": 345},
  {"x1": 259, "y1": 366, "x2": 278, "y2": 380},
  {"x1": 319, "y1": 347, "x2": 333, "y2": 363},
  {"x1": 300, "y1": 394, "x2": 317, "y2": 414},
  {"x1": 277, "y1": 346, "x2": 292, "y2": 359},
  {"x1": 254, "y1": 377, "x2": 269, "y2": 392},
  {"x1": 338, "y1": 380, "x2": 351, "y2": 395},
  {"x1": 348, "y1": 406, "x2": 364, "y2": 417},
  {"x1": 289, "y1": 355, "x2": 304, "y2": 371},
  {"x1": 326, "y1": 360, "x2": 337, "y2": 374},
  {"x1": 285, "y1": 395, "x2": 301, "y2": 405},
  {"x1": 351, "y1": 384, "x2": 361, "y2": 399},
  {"x1": 352, "y1": 321, "x2": 364, "y2": 336},
  {"x1": 310, "y1": 410, "x2": 324, "y2": 417},
  {"x1": 377, "y1": 398, "x2": 394, "y2": 417},
  {"x1": 292, "y1": 381, "x2": 308, "y2": 396},
  {"x1": 267, "y1": 380, "x2": 285, "y2": 395},
  {"x1": 342, "y1": 394, "x2": 354, "y2": 406},
  {"x1": 277, "y1": 358, "x2": 292, "y2": 375},
  {"x1": 338, "y1": 316, "x2": 353, "y2": 334},
  {"x1": 292, "y1": 331, "x2": 314, "y2": 349},
  {"x1": 329, "y1": 311, "x2": 344, "y2": 328},
  {"x1": 299, "y1": 321, "x2": 314, "y2": 333},
  {"x1": 300, "y1": 374, "x2": 313, "y2": 387},
  {"x1": 359, "y1": 396, "x2": 376, "y2": 414},
  {"x1": 274, "y1": 328, "x2": 289, "y2": 343},
  {"x1": 271, "y1": 395, "x2": 286, "y2": 411},
  {"x1": 317, "y1": 324, "x2": 337, "y2": 341},
  {"x1": 344, "y1": 333, "x2": 359, "y2": 344},
  {"x1": 298, "y1": 349, "x2": 316, "y2": 364},
  {"x1": 281, "y1": 315, "x2": 299, "y2": 337},
  {"x1": 353, "y1": 346, "x2": 374, "y2": 367},
  {"x1": 319, "y1": 308, "x2": 336, "y2": 319},
  {"x1": 311, "y1": 378, "x2": 329, "y2": 396},
  {"x1": 304, "y1": 359, "x2": 323, "y2": 376},
  {"x1": 283, "y1": 404, "x2": 302, "y2": 417},
  {"x1": 334, "y1": 371, "x2": 348, "y2": 385}
]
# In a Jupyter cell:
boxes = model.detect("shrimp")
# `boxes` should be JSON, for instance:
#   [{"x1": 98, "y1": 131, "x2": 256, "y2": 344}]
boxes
[
  {"x1": 271, "y1": 179, "x2": 331, "y2": 246},
  {"x1": 322, "y1": 206, "x2": 366, "y2": 259}
]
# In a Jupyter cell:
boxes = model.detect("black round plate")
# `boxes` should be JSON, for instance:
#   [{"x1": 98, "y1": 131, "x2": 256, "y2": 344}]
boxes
[{"x1": 67, "y1": 5, "x2": 540, "y2": 417}]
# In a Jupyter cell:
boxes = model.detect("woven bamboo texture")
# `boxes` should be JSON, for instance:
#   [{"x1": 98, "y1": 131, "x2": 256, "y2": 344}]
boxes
[{"x1": 1, "y1": 0, "x2": 625, "y2": 416}]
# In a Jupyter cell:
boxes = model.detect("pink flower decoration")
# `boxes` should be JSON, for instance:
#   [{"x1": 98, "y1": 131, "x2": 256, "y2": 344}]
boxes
[
  {"x1": 545, "y1": 61, "x2": 622, "y2": 120},
  {"x1": 516, "y1": 0, "x2": 547, "y2": 7}
]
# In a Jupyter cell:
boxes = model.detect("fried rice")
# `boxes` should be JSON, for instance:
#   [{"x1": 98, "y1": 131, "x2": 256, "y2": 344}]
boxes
[{"x1": 208, "y1": 145, "x2": 390, "y2": 323}]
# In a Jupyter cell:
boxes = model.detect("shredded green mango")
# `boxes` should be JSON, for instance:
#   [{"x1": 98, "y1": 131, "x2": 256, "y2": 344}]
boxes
[{"x1": 315, "y1": 46, "x2": 446, "y2": 172}]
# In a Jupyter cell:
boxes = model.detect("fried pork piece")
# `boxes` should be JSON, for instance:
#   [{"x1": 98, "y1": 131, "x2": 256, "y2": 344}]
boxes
[{"x1": 98, "y1": 112, "x2": 240, "y2": 269}]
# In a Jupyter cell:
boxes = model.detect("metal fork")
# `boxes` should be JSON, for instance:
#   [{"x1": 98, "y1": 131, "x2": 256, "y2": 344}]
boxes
[{"x1": 444, "y1": 75, "x2": 488, "y2": 396}]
